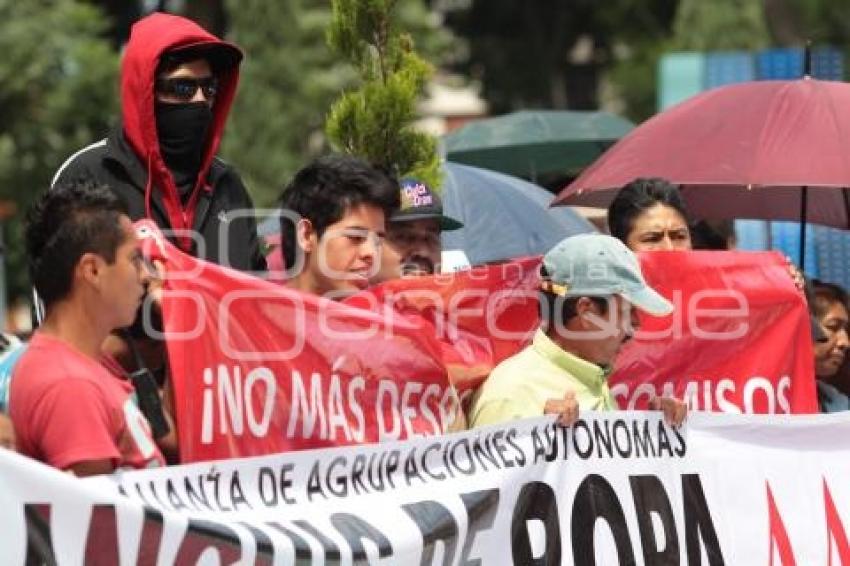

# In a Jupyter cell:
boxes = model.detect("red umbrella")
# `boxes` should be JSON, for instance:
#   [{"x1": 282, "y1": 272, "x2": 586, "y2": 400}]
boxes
[{"x1": 553, "y1": 79, "x2": 850, "y2": 235}]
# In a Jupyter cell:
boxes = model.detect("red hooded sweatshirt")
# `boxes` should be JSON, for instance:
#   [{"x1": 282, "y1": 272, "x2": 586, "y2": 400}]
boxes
[{"x1": 121, "y1": 12, "x2": 242, "y2": 251}]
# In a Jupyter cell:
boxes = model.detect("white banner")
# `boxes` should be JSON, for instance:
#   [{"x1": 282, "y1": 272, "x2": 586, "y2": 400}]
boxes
[{"x1": 2, "y1": 412, "x2": 850, "y2": 565}]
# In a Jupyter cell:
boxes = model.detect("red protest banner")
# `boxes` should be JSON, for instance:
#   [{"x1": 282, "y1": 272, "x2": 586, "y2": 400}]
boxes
[
  {"x1": 142, "y1": 215, "x2": 816, "y2": 463},
  {"x1": 344, "y1": 256, "x2": 542, "y2": 399},
  {"x1": 137, "y1": 223, "x2": 463, "y2": 463},
  {"x1": 351, "y1": 250, "x2": 817, "y2": 414},
  {"x1": 610, "y1": 250, "x2": 817, "y2": 414}
]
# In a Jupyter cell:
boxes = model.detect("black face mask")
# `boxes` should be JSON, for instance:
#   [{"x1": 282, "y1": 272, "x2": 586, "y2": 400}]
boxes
[{"x1": 155, "y1": 101, "x2": 212, "y2": 188}]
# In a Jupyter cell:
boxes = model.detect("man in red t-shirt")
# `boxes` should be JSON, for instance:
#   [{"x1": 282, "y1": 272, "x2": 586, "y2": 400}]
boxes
[{"x1": 11, "y1": 180, "x2": 165, "y2": 475}]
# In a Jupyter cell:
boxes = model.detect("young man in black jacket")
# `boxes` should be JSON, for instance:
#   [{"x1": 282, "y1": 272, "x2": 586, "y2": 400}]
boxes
[{"x1": 52, "y1": 13, "x2": 264, "y2": 272}]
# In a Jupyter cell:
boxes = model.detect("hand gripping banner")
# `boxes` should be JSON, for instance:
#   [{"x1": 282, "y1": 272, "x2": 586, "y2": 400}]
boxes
[
  {"x1": 135, "y1": 222, "x2": 463, "y2": 462},
  {"x1": 350, "y1": 250, "x2": 817, "y2": 414},
  {"x1": 139, "y1": 219, "x2": 817, "y2": 464},
  {"x1": 610, "y1": 250, "x2": 817, "y2": 413}
]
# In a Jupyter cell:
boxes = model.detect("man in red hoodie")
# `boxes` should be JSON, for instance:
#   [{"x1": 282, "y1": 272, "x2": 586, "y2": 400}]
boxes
[{"x1": 52, "y1": 12, "x2": 265, "y2": 272}]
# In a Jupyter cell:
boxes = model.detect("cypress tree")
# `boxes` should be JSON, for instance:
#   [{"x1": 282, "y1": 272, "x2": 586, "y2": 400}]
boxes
[{"x1": 325, "y1": 0, "x2": 441, "y2": 189}]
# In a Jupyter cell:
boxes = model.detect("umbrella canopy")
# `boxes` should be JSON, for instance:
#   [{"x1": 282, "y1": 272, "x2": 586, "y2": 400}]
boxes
[
  {"x1": 259, "y1": 162, "x2": 596, "y2": 268},
  {"x1": 553, "y1": 79, "x2": 850, "y2": 229},
  {"x1": 444, "y1": 110, "x2": 634, "y2": 179},
  {"x1": 441, "y1": 161, "x2": 595, "y2": 265}
]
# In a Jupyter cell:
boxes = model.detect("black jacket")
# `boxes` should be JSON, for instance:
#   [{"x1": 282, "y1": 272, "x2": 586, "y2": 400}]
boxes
[
  {"x1": 53, "y1": 14, "x2": 265, "y2": 273},
  {"x1": 53, "y1": 126, "x2": 266, "y2": 272}
]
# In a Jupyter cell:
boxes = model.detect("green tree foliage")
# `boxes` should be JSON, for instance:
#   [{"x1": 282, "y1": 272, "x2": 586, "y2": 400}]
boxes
[
  {"x1": 607, "y1": 41, "x2": 672, "y2": 122},
  {"x1": 441, "y1": 1, "x2": 587, "y2": 113},
  {"x1": 222, "y1": 0, "x2": 351, "y2": 206},
  {"x1": 602, "y1": 1, "x2": 679, "y2": 121},
  {"x1": 438, "y1": 0, "x2": 678, "y2": 120},
  {"x1": 673, "y1": 0, "x2": 771, "y2": 51},
  {"x1": 222, "y1": 0, "x2": 451, "y2": 204},
  {"x1": 765, "y1": 0, "x2": 850, "y2": 75},
  {"x1": 782, "y1": 0, "x2": 850, "y2": 44},
  {"x1": 0, "y1": 0, "x2": 118, "y2": 298},
  {"x1": 325, "y1": 0, "x2": 441, "y2": 189}
]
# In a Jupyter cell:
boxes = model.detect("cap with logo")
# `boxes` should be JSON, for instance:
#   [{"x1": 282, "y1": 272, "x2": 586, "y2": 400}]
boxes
[
  {"x1": 391, "y1": 178, "x2": 463, "y2": 231},
  {"x1": 540, "y1": 233, "x2": 674, "y2": 317}
]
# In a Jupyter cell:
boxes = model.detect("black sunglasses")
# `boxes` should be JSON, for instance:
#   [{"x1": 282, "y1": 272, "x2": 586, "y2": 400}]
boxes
[{"x1": 155, "y1": 77, "x2": 219, "y2": 101}]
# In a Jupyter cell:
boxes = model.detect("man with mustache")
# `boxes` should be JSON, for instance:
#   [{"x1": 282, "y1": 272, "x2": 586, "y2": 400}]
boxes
[
  {"x1": 469, "y1": 233, "x2": 687, "y2": 428},
  {"x1": 372, "y1": 178, "x2": 463, "y2": 282}
]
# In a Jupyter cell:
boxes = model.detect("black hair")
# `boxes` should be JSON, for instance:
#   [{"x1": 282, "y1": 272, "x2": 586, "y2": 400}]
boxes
[
  {"x1": 25, "y1": 179, "x2": 128, "y2": 309},
  {"x1": 278, "y1": 154, "x2": 400, "y2": 269},
  {"x1": 607, "y1": 178, "x2": 690, "y2": 243},
  {"x1": 690, "y1": 219, "x2": 735, "y2": 250},
  {"x1": 812, "y1": 280, "x2": 849, "y2": 320}
]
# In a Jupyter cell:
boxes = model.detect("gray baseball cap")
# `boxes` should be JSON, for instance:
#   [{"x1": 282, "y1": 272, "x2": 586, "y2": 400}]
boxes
[{"x1": 541, "y1": 233, "x2": 674, "y2": 317}]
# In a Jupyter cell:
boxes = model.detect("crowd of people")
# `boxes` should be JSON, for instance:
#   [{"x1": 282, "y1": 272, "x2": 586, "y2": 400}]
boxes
[{"x1": 0, "y1": 12, "x2": 847, "y2": 479}]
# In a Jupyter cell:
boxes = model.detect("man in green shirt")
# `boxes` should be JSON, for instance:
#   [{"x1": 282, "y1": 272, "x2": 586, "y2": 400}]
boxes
[{"x1": 469, "y1": 233, "x2": 687, "y2": 428}]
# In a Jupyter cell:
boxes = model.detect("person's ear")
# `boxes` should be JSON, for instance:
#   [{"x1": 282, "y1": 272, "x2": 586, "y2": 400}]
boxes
[
  {"x1": 575, "y1": 296, "x2": 600, "y2": 328},
  {"x1": 76, "y1": 252, "x2": 104, "y2": 288},
  {"x1": 575, "y1": 296, "x2": 594, "y2": 313},
  {"x1": 296, "y1": 218, "x2": 316, "y2": 254}
]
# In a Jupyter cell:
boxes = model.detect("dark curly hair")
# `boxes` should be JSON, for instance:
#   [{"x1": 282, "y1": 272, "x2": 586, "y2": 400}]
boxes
[
  {"x1": 278, "y1": 154, "x2": 399, "y2": 269},
  {"x1": 607, "y1": 178, "x2": 690, "y2": 243},
  {"x1": 26, "y1": 179, "x2": 127, "y2": 308},
  {"x1": 812, "y1": 280, "x2": 849, "y2": 320}
]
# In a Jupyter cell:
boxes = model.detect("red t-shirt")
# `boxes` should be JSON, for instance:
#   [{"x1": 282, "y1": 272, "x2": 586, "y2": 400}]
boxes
[{"x1": 10, "y1": 332, "x2": 165, "y2": 471}]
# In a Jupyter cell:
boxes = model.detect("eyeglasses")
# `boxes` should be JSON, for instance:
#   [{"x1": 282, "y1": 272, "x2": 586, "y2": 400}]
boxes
[{"x1": 155, "y1": 77, "x2": 219, "y2": 101}]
